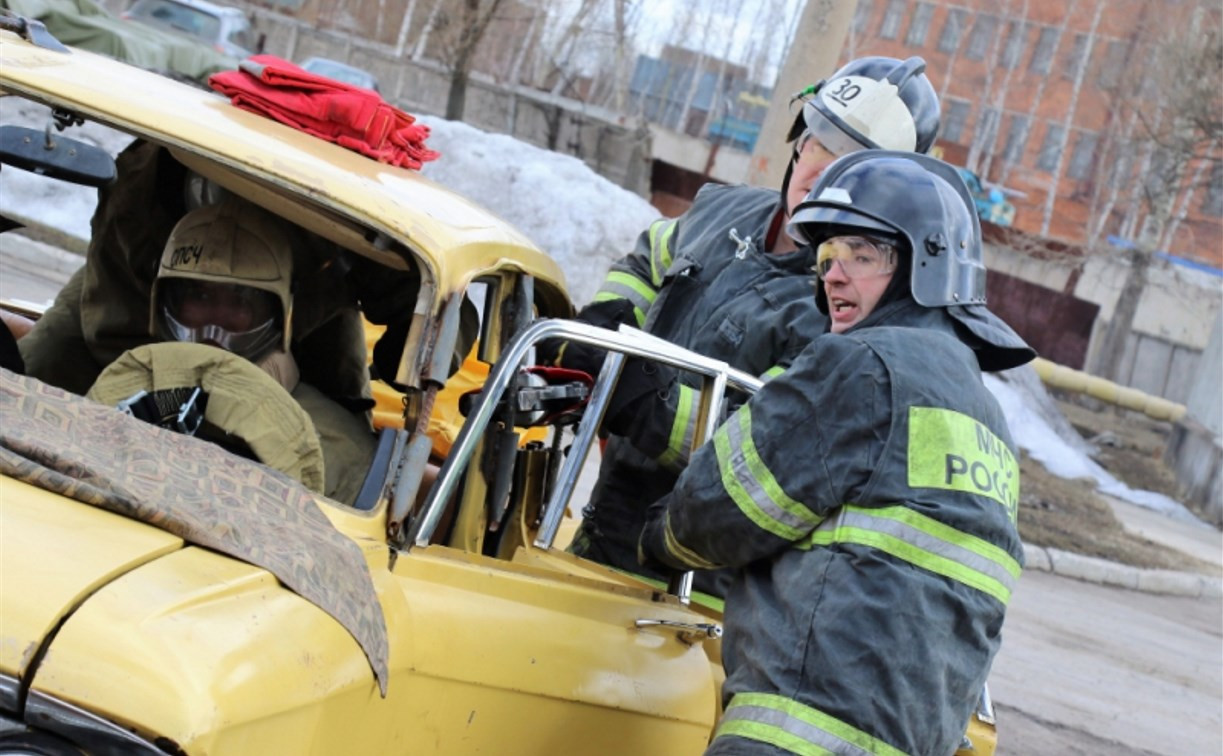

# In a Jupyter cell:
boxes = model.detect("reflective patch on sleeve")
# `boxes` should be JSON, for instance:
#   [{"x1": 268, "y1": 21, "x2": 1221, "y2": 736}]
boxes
[
  {"x1": 908, "y1": 406, "x2": 1019, "y2": 522},
  {"x1": 761, "y1": 365, "x2": 786, "y2": 382},
  {"x1": 647, "y1": 218, "x2": 677, "y2": 287},
  {"x1": 657, "y1": 383, "x2": 697, "y2": 469},
  {"x1": 662, "y1": 510, "x2": 720, "y2": 569},
  {"x1": 593, "y1": 269, "x2": 655, "y2": 327},
  {"x1": 716, "y1": 692, "x2": 908, "y2": 756},
  {"x1": 714, "y1": 406, "x2": 822, "y2": 540}
]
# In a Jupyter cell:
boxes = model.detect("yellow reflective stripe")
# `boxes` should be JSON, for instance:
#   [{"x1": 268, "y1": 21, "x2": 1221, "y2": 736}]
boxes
[
  {"x1": 908, "y1": 406, "x2": 1019, "y2": 522},
  {"x1": 717, "y1": 692, "x2": 907, "y2": 756},
  {"x1": 662, "y1": 510, "x2": 720, "y2": 569},
  {"x1": 658, "y1": 384, "x2": 698, "y2": 469},
  {"x1": 714, "y1": 406, "x2": 822, "y2": 541},
  {"x1": 761, "y1": 365, "x2": 786, "y2": 382},
  {"x1": 799, "y1": 505, "x2": 1021, "y2": 604},
  {"x1": 592, "y1": 291, "x2": 647, "y2": 327},
  {"x1": 647, "y1": 218, "x2": 677, "y2": 287},
  {"x1": 595, "y1": 271, "x2": 657, "y2": 309}
]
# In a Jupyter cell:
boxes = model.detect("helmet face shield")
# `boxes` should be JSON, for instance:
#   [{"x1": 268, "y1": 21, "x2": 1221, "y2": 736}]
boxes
[
  {"x1": 797, "y1": 110, "x2": 872, "y2": 161},
  {"x1": 160, "y1": 279, "x2": 282, "y2": 361}
]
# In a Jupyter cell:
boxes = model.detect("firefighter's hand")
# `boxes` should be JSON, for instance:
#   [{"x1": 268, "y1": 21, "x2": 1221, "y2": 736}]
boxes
[
  {"x1": 637, "y1": 502, "x2": 674, "y2": 573},
  {"x1": 537, "y1": 299, "x2": 636, "y2": 374},
  {"x1": 602, "y1": 358, "x2": 674, "y2": 438}
]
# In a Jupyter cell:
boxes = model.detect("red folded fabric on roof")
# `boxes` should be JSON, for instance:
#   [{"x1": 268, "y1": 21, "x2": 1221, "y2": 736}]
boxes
[{"x1": 209, "y1": 55, "x2": 440, "y2": 170}]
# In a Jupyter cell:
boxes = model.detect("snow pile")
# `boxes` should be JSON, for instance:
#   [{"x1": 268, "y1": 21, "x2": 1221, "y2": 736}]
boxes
[
  {"x1": 418, "y1": 116, "x2": 660, "y2": 306},
  {"x1": 986, "y1": 370, "x2": 1199, "y2": 522},
  {"x1": 0, "y1": 93, "x2": 1199, "y2": 523}
]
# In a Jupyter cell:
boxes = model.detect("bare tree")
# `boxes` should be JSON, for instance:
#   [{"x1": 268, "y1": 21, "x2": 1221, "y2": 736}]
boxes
[
  {"x1": 1038, "y1": 0, "x2": 1103, "y2": 235},
  {"x1": 1000, "y1": 7, "x2": 1066, "y2": 187},
  {"x1": 1088, "y1": 1, "x2": 1222, "y2": 381},
  {"x1": 418, "y1": 0, "x2": 509, "y2": 120},
  {"x1": 964, "y1": 1, "x2": 1014, "y2": 174},
  {"x1": 394, "y1": 0, "x2": 422, "y2": 57}
]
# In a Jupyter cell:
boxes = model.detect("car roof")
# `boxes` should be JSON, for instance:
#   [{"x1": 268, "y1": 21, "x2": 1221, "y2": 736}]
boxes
[{"x1": 0, "y1": 31, "x2": 569, "y2": 315}]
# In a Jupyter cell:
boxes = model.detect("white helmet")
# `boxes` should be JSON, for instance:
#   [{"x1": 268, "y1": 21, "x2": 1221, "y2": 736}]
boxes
[{"x1": 787, "y1": 56, "x2": 941, "y2": 155}]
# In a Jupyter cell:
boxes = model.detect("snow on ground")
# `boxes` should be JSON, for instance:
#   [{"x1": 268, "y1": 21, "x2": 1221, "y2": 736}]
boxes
[
  {"x1": 987, "y1": 371, "x2": 1199, "y2": 522},
  {"x1": 0, "y1": 94, "x2": 1197, "y2": 521}
]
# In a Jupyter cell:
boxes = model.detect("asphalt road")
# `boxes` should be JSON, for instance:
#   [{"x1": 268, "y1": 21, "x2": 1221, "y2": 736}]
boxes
[
  {"x1": 3, "y1": 236, "x2": 1221, "y2": 755},
  {"x1": 992, "y1": 570, "x2": 1221, "y2": 755}
]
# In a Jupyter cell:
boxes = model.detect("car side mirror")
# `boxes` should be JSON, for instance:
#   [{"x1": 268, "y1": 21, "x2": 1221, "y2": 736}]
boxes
[{"x1": 0, "y1": 125, "x2": 116, "y2": 188}]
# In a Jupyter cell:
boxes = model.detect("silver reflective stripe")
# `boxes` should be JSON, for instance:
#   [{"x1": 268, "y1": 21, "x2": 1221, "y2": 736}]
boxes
[
  {"x1": 803, "y1": 505, "x2": 1020, "y2": 604},
  {"x1": 717, "y1": 693, "x2": 907, "y2": 756},
  {"x1": 717, "y1": 407, "x2": 821, "y2": 540}
]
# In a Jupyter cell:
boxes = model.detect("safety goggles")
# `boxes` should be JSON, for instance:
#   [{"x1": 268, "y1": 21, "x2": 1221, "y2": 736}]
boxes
[{"x1": 813, "y1": 236, "x2": 898, "y2": 280}]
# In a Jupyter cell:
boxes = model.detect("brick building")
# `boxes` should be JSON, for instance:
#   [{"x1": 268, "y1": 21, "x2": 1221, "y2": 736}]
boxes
[{"x1": 840, "y1": 0, "x2": 1221, "y2": 267}]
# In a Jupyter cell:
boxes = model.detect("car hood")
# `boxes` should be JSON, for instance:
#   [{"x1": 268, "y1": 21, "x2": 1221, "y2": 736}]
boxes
[
  {"x1": 1, "y1": 477, "x2": 390, "y2": 750},
  {"x1": 0, "y1": 369, "x2": 389, "y2": 693},
  {"x1": 0, "y1": 475, "x2": 184, "y2": 682}
]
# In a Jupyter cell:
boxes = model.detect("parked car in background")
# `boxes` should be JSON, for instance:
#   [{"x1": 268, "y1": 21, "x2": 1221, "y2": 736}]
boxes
[
  {"x1": 2, "y1": 0, "x2": 238, "y2": 82},
  {"x1": 300, "y1": 56, "x2": 381, "y2": 92},
  {"x1": 121, "y1": 0, "x2": 260, "y2": 59}
]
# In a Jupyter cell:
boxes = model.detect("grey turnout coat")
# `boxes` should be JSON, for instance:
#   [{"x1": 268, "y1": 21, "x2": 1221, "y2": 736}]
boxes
[
  {"x1": 641, "y1": 299, "x2": 1025, "y2": 756},
  {"x1": 574, "y1": 183, "x2": 827, "y2": 584}
]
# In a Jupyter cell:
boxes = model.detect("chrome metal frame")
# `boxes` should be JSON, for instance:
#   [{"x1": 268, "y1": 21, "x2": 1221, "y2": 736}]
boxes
[{"x1": 406, "y1": 319, "x2": 762, "y2": 603}]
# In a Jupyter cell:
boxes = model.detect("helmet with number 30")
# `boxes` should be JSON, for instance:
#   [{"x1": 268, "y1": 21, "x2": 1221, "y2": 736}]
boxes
[{"x1": 788, "y1": 56, "x2": 941, "y2": 155}]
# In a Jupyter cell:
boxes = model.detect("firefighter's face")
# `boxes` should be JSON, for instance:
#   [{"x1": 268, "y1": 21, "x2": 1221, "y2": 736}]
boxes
[
  {"x1": 786, "y1": 133, "x2": 838, "y2": 218},
  {"x1": 821, "y1": 239, "x2": 896, "y2": 334}
]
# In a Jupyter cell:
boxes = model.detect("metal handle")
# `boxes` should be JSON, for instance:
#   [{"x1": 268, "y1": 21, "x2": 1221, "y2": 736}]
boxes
[{"x1": 635, "y1": 618, "x2": 723, "y2": 640}]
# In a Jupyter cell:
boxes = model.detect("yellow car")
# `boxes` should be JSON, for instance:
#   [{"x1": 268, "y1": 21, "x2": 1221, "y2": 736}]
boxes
[
  {"x1": 0, "y1": 23, "x2": 997, "y2": 756},
  {"x1": 0, "y1": 25, "x2": 726, "y2": 756}
]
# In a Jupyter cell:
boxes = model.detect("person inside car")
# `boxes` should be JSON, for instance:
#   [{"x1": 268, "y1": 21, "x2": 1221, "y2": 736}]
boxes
[{"x1": 79, "y1": 197, "x2": 378, "y2": 504}]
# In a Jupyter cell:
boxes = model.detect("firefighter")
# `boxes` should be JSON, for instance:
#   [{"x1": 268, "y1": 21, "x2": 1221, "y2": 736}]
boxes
[
  {"x1": 136, "y1": 198, "x2": 377, "y2": 503},
  {"x1": 638, "y1": 151, "x2": 1035, "y2": 755},
  {"x1": 550, "y1": 56, "x2": 942, "y2": 591}
]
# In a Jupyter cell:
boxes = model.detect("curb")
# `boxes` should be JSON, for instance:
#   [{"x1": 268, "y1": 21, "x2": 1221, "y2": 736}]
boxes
[
  {"x1": 0, "y1": 233, "x2": 85, "y2": 282},
  {"x1": 1023, "y1": 543, "x2": 1223, "y2": 598}
]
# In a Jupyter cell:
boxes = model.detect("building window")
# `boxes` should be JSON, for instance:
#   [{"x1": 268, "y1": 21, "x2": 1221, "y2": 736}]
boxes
[
  {"x1": 905, "y1": 3, "x2": 935, "y2": 47},
  {"x1": 1000, "y1": 20, "x2": 1028, "y2": 69},
  {"x1": 976, "y1": 107, "x2": 1001, "y2": 147},
  {"x1": 1029, "y1": 26, "x2": 1060, "y2": 75},
  {"x1": 1098, "y1": 39, "x2": 1126, "y2": 88},
  {"x1": 966, "y1": 15, "x2": 999, "y2": 61},
  {"x1": 938, "y1": 8, "x2": 970, "y2": 54},
  {"x1": 1003, "y1": 114, "x2": 1030, "y2": 164},
  {"x1": 1037, "y1": 123, "x2": 1067, "y2": 172},
  {"x1": 943, "y1": 99, "x2": 971, "y2": 143},
  {"x1": 1145, "y1": 148, "x2": 1171, "y2": 196},
  {"x1": 852, "y1": 0, "x2": 875, "y2": 34},
  {"x1": 1067, "y1": 131, "x2": 1098, "y2": 179},
  {"x1": 1063, "y1": 33, "x2": 1090, "y2": 79},
  {"x1": 879, "y1": 0, "x2": 906, "y2": 39},
  {"x1": 1203, "y1": 163, "x2": 1223, "y2": 217}
]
